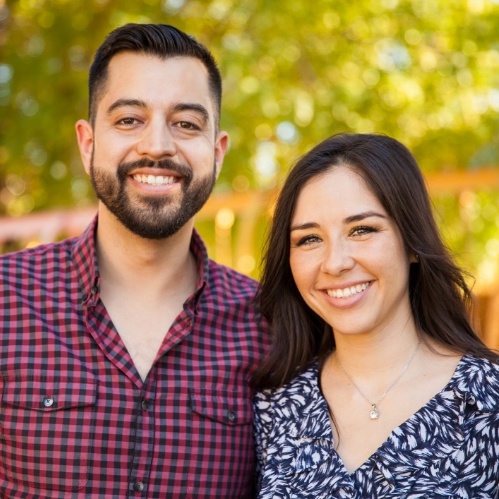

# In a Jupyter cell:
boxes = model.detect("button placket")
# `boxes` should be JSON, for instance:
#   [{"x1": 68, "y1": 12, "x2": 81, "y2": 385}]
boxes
[{"x1": 129, "y1": 382, "x2": 156, "y2": 494}]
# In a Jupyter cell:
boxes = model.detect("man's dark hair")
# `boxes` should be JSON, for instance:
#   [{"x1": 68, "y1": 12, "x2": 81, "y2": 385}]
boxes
[{"x1": 88, "y1": 23, "x2": 222, "y2": 126}]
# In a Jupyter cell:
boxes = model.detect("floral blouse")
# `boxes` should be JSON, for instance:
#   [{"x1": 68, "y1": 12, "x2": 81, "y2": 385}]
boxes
[{"x1": 254, "y1": 355, "x2": 499, "y2": 498}]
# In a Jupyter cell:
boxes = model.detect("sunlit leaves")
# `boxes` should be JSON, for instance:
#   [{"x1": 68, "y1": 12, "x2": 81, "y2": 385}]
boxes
[{"x1": 1, "y1": 0, "x2": 498, "y2": 280}]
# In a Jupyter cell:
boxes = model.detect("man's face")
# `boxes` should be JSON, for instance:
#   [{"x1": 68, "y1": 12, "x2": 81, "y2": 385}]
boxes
[{"x1": 76, "y1": 52, "x2": 228, "y2": 239}]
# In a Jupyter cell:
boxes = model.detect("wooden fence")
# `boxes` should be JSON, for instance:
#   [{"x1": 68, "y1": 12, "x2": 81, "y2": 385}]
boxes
[{"x1": 1, "y1": 168, "x2": 498, "y2": 348}]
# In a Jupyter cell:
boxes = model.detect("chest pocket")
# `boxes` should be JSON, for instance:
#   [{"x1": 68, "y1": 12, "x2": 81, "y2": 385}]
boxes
[
  {"x1": 189, "y1": 391, "x2": 254, "y2": 498},
  {"x1": 190, "y1": 391, "x2": 252, "y2": 426},
  {"x1": 0, "y1": 371, "x2": 97, "y2": 491}
]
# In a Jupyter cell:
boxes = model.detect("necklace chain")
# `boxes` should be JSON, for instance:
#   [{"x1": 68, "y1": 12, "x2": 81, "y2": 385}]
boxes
[{"x1": 336, "y1": 341, "x2": 420, "y2": 420}]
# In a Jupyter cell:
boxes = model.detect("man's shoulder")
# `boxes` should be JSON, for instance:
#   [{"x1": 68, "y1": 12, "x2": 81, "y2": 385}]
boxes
[
  {"x1": 207, "y1": 258, "x2": 259, "y2": 293},
  {"x1": 0, "y1": 237, "x2": 77, "y2": 273}
]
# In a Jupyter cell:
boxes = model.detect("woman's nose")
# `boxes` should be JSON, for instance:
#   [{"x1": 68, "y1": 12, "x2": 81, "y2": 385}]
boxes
[{"x1": 320, "y1": 240, "x2": 355, "y2": 275}]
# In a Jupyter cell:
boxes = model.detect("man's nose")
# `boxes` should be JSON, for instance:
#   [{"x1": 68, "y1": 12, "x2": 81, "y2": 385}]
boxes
[{"x1": 136, "y1": 118, "x2": 176, "y2": 159}]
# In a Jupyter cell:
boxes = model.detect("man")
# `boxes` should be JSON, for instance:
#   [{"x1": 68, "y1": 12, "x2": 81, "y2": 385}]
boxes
[{"x1": 0, "y1": 24, "x2": 268, "y2": 497}]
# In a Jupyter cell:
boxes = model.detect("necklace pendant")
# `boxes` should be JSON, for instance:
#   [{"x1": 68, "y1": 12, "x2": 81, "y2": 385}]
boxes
[{"x1": 370, "y1": 404, "x2": 379, "y2": 420}]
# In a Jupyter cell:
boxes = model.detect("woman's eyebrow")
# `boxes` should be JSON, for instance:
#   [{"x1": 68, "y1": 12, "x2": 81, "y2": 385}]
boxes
[
  {"x1": 290, "y1": 222, "x2": 320, "y2": 232},
  {"x1": 343, "y1": 211, "x2": 386, "y2": 224},
  {"x1": 290, "y1": 211, "x2": 387, "y2": 232}
]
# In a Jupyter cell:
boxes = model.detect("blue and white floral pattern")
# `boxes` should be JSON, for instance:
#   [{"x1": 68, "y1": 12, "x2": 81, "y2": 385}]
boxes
[{"x1": 254, "y1": 355, "x2": 499, "y2": 498}]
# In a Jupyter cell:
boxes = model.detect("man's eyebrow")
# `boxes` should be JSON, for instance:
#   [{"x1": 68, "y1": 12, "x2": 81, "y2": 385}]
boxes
[
  {"x1": 105, "y1": 100, "x2": 210, "y2": 123},
  {"x1": 106, "y1": 99, "x2": 146, "y2": 114},
  {"x1": 173, "y1": 102, "x2": 209, "y2": 122}
]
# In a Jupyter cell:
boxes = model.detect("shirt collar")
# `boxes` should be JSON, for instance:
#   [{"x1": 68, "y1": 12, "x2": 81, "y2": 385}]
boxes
[
  {"x1": 72, "y1": 215, "x2": 100, "y2": 306},
  {"x1": 280, "y1": 362, "x2": 333, "y2": 441},
  {"x1": 188, "y1": 226, "x2": 210, "y2": 298},
  {"x1": 71, "y1": 215, "x2": 210, "y2": 306}
]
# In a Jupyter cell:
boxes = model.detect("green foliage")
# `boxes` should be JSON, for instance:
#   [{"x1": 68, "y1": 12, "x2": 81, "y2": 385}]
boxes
[{"x1": 1, "y1": 0, "x2": 499, "y2": 280}]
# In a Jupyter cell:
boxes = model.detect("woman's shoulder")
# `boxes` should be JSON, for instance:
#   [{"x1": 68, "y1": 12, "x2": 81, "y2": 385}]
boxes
[
  {"x1": 453, "y1": 354, "x2": 499, "y2": 411},
  {"x1": 255, "y1": 361, "x2": 319, "y2": 402},
  {"x1": 456, "y1": 354, "x2": 499, "y2": 379},
  {"x1": 254, "y1": 361, "x2": 321, "y2": 427}
]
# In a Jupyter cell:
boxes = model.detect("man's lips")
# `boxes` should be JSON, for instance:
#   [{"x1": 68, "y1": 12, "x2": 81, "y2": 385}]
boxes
[{"x1": 131, "y1": 173, "x2": 178, "y2": 186}]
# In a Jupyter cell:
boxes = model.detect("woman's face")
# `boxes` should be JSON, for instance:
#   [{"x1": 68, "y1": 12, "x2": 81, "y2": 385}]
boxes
[{"x1": 289, "y1": 165, "x2": 414, "y2": 340}]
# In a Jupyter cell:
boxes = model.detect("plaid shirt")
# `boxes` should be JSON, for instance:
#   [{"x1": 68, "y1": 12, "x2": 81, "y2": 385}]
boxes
[{"x1": 0, "y1": 217, "x2": 268, "y2": 498}]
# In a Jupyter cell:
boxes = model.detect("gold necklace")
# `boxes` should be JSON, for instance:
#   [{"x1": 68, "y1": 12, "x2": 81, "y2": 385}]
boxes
[{"x1": 336, "y1": 341, "x2": 420, "y2": 420}]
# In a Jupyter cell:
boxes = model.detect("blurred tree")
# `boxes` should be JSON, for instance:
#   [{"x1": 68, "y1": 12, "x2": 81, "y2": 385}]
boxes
[{"x1": 0, "y1": 0, "x2": 498, "y2": 280}]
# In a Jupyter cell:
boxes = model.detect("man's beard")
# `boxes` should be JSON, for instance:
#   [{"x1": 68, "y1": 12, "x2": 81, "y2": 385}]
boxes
[{"x1": 90, "y1": 157, "x2": 216, "y2": 239}]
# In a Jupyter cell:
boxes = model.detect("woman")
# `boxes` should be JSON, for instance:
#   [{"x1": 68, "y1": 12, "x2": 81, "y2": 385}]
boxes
[{"x1": 253, "y1": 133, "x2": 499, "y2": 498}]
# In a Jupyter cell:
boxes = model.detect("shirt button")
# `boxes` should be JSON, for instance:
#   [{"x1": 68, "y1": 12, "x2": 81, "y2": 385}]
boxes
[
  {"x1": 43, "y1": 397, "x2": 54, "y2": 407},
  {"x1": 133, "y1": 481, "x2": 145, "y2": 492},
  {"x1": 227, "y1": 410, "x2": 236, "y2": 422},
  {"x1": 141, "y1": 400, "x2": 150, "y2": 411}
]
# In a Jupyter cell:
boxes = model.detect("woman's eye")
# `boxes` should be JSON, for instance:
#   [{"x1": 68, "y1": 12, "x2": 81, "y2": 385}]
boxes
[
  {"x1": 351, "y1": 225, "x2": 377, "y2": 236},
  {"x1": 295, "y1": 235, "x2": 321, "y2": 247}
]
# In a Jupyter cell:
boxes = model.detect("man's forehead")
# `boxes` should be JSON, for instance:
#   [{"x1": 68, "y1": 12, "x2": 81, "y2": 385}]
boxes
[
  {"x1": 106, "y1": 52, "x2": 209, "y2": 80},
  {"x1": 99, "y1": 53, "x2": 214, "y2": 111}
]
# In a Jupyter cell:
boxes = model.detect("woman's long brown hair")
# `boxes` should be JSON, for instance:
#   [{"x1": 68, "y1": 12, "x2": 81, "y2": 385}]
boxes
[{"x1": 252, "y1": 133, "x2": 497, "y2": 390}]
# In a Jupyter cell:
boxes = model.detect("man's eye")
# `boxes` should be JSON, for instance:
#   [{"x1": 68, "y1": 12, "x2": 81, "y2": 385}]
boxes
[
  {"x1": 177, "y1": 121, "x2": 199, "y2": 130},
  {"x1": 117, "y1": 117, "x2": 138, "y2": 126}
]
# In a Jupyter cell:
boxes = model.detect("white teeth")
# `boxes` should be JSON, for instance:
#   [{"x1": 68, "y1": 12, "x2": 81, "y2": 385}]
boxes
[
  {"x1": 133, "y1": 174, "x2": 176, "y2": 185},
  {"x1": 327, "y1": 282, "x2": 369, "y2": 298}
]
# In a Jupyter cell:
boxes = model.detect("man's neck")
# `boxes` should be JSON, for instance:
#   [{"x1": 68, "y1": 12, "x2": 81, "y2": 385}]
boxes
[
  {"x1": 93, "y1": 209, "x2": 199, "y2": 380},
  {"x1": 95, "y1": 208, "x2": 197, "y2": 293}
]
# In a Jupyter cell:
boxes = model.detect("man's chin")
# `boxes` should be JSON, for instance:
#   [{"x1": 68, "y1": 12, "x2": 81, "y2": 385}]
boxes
[
  {"x1": 118, "y1": 212, "x2": 184, "y2": 240},
  {"x1": 124, "y1": 223, "x2": 181, "y2": 240}
]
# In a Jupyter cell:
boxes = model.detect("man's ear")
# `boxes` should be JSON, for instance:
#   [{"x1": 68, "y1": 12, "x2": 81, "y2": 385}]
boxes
[
  {"x1": 214, "y1": 131, "x2": 229, "y2": 179},
  {"x1": 75, "y1": 119, "x2": 94, "y2": 175}
]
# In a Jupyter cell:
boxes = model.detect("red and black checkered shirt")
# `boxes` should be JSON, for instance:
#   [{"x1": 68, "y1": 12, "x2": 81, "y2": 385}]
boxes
[{"x1": 0, "y1": 217, "x2": 269, "y2": 498}]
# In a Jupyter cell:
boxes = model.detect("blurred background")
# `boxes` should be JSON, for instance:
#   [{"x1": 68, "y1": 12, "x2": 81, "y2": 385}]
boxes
[{"x1": 0, "y1": 0, "x2": 498, "y2": 346}]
